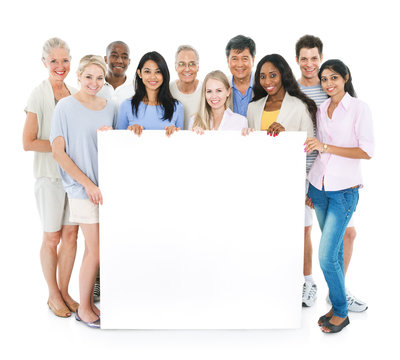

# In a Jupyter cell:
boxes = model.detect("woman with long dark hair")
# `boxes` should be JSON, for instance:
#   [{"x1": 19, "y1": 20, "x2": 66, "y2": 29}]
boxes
[
  {"x1": 117, "y1": 51, "x2": 184, "y2": 135},
  {"x1": 246, "y1": 53, "x2": 315, "y2": 137},
  {"x1": 305, "y1": 59, "x2": 374, "y2": 333}
]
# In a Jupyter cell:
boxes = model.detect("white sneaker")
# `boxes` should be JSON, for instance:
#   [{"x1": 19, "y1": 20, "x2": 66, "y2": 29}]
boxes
[
  {"x1": 302, "y1": 282, "x2": 317, "y2": 307},
  {"x1": 326, "y1": 289, "x2": 368, "y2": 312}
]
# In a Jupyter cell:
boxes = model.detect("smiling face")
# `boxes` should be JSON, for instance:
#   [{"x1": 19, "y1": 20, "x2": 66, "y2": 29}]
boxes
[
  {"x1": 259, "y1": 62, "x2": 285, "y2": 98},
  {"x1": 138, "y1": 60, "x2": 163, "y2": 92},
  {"x1": 42, "y1": 47, "x2": 71, "y2": 83},
  {"x1": 78, "y1": 64, "x2": 105, "y2": 96},
  {"x1": 320, "y1": 68, "x2": 347, "y2": 99},
  {"x1": 175, "y1": 49, "x2": 199, "y2": 84},
  {"x1": 227, "y1": 48, "x2": 254, "y2": 81},
  {"x1": 296, "y1": 47, "x2": 322, "y2": 81},
  {"x1": 105, "y1": 43, "x2": 130, "y2": 78},
  {"x1": 205, "y1": 78, "x2": 230, "y2": 111}
]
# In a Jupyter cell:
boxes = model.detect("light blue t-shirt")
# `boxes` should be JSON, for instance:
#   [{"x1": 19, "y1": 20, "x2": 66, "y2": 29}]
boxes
[
  {"x1": 50, "y1": 96, "x2": 118, "y2": 199},
  {"x1": 117, "y1": 100, "x2": 184, "y2": 130}
]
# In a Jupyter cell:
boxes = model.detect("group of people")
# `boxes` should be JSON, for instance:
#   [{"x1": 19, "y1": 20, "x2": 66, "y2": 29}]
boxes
[{"x1": 23, "y1": 34, "x2": 374, "y2": 333}]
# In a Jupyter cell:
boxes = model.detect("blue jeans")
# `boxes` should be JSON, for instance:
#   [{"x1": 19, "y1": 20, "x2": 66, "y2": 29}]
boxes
[{"x1": 308, "y1": 183, "x2": 359, "y2": 318}]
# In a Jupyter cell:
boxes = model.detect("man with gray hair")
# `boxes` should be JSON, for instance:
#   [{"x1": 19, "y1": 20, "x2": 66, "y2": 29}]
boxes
[
  {"x1": 170, "y1": 45, "x2": 202, "y2": 130},
  {"x1": 98, "y1": 41, "x2": 134, "y2": 105}
]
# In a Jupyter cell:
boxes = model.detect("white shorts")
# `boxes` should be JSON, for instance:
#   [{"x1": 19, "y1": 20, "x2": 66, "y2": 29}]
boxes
[
  {"x1": 34, "y1": 177, "x2": 77, "y2": 232},
  {"x1": 69, "y1": 198, "x2": 99, "y2": 224}
]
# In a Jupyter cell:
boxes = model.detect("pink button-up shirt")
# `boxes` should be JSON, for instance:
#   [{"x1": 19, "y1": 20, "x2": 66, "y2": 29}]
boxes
[{"x1": 308, "y1": 93, "x2": 374, "y2": 191}]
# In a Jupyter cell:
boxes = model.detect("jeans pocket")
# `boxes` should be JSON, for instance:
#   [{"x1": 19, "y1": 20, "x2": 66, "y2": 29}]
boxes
[{"x1": 340, "y1": 189, "x2": 359, "y2": 218}]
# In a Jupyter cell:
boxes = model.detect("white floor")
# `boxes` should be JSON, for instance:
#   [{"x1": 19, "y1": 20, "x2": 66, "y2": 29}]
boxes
[{"x1": 1, "y1": 185, "x2": 397, "y2": 360}]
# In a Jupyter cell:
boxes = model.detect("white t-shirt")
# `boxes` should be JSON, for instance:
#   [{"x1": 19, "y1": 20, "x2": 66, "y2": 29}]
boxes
[
  {"x1": 169, "y1": 80, "x2": 202, "y2": 130},
  {"x1": 97, "y1": 77, "x2": 134, "y2": 105}
]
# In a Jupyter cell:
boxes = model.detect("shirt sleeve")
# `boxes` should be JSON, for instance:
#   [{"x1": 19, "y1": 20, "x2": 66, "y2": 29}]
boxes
[
  {"x1": 49, "y1": 103, "x2": 65, "y2": 145},
  {"x1": 117, "y1": 99, "x2": 130, "y2": 129},
  {"x1": 25, "y1": 86, "x2": 40, "y2": 115},
  {"x1": 173, "y1": 102, "x2": 184, "y2": 129},
  {"x1": 354, "y1": 101, "x2": 374, "y2": 158}
]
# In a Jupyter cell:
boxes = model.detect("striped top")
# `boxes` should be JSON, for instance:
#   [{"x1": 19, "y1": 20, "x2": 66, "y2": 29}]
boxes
[{"x1": 298, "y1": 83, "x2": 328, "y2": 174}]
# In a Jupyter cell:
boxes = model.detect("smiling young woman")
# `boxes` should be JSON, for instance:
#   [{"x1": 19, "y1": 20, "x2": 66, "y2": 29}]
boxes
[
  {"x1": 246, "y1": 53, "x2": 316, "y2": 137},
  {"x1": 304, "y1": 59, "x2": 374, "y2": 334},
  {"x1": 116, "y1": 51, "x2": 184, "y2": 137},
  {"x1": 189, "y1": 70, "x2": 247, "y2": 132},
  {"x1": 50, "y1": 55, "x2": 118, "y2": 328}
]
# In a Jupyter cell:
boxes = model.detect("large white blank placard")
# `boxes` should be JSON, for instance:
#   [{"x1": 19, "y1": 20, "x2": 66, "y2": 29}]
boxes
[{"x1": 98, "y1": 130, "x2": 306, "y2": 329}]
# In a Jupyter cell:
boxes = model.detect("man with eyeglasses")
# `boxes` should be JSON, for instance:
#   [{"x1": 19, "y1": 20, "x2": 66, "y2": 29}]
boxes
[
  {"x1": 98, "y1": 40, "x2": 134, "y2": 105},
  {"x1": 170, "y1": 45, "x2": 202, "y2": 130},
  {"x1": 226, "y1": 35, "x2": 256, "y2": 117}
]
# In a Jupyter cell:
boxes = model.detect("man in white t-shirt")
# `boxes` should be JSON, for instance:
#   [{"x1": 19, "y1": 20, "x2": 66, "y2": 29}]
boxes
[
  {"x1": 98, "y1": 41, "x2": 134, "y2": 105},
  {"x1": 169, "y1": 45, "x2": 202, "y2": 130},
  {"x1": 296, "y1": 34, "x2": 367, "y2": 313}
]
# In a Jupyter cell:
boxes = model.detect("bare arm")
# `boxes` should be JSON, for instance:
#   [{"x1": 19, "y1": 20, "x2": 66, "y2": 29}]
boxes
[
  {"x1": 22, "y1": 112, "x2": 52, "y2": 152},
  {"x1": 52, "y1": 136, "x2": 103, "y2": 205},
  {"x1": 304, "y1": 137, "x2": 371, "y2": 159}
]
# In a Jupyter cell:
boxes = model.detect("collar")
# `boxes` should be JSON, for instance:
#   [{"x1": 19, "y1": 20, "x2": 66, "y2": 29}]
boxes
[{"x1": 231, "y1": 72, "x2": 254, "y2": 90}]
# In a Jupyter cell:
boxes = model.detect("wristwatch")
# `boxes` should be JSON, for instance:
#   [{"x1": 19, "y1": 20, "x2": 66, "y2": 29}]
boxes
[{"x1": 322, "y1": 144, "x2": 328, "y2": 153}]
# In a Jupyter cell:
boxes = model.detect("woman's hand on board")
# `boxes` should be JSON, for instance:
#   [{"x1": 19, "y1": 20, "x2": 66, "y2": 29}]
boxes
[
  {"x1": 127, "y1": 124, "x2": 144, "y2": 136},
  {"x1": 267, "y1": 122, "x2": 285, "y2": 136},
  {"x1": 304, "y1": 137, "x2": 324, "y2": 153},
  {"x1": 191, "y1": 126, "x2": 205, "y2": 135},
  {"x1": 165, "y1": 125, "x2": 180, "y2": 137},
  {"x1": 241, "y1": 128, "x2": 254, "y2": 136}
]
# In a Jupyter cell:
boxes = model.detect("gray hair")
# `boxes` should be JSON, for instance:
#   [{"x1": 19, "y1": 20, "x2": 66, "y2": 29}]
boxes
[
  {"x1": 175, "y1": 45, "x2": 199, "y2": 63},
  {"x1": 42, "y1": 37, "x2": 70, "y2": 59}
]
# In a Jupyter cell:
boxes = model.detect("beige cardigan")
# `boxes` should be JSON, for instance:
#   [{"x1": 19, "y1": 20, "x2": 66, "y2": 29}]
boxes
[{"x1": 247, "y1": 92, "x2": 314, "y2": 137}]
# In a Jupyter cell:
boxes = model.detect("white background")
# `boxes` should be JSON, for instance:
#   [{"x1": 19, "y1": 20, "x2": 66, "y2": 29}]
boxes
[{"x1": 0, "y1": 0, "x2": 398, "y2": 358}]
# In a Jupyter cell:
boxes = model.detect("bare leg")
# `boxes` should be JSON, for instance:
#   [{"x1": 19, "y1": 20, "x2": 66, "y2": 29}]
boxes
[
  {"x1": 303, "y1": 225, "x2": 313, "y2": 276},
  {"x1": 58, "y1": 225, "x2": 79, "y2": 307},
  {"x1": 78, "y1": 223, "x2": 100, "y2": 323},
  {"x1": 343, "y1": 227, "x2": 356, "y2": 275},
  {"x1": 40, "y1": 231, "x2": 70, "y2": 315}
]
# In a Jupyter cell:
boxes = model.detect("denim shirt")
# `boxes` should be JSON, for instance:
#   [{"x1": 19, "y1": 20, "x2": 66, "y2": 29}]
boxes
[{"x1": 231, "y1": 72, "x2": 254, "y2": 117}]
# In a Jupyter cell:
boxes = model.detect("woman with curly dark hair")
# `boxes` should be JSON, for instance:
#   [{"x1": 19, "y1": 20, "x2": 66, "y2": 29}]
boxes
[{"x1": 246, "y1": 53, "x2": 315, "y2": 137}]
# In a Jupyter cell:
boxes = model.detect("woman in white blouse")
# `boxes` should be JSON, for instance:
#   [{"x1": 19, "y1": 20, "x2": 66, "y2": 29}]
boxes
[{"x1": 189, "y1": 70, "x2": 248, "y2": 132}]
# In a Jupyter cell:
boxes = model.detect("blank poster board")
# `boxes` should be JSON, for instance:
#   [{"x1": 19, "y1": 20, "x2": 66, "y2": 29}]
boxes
[{"x1": 98, "y1": 130, "x2": 306, "y2": 329}]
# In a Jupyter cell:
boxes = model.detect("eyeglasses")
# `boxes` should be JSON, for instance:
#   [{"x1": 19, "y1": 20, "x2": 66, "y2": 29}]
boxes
[{"x1": 176, "y1": 61, "x2": 198, "y2": 69}]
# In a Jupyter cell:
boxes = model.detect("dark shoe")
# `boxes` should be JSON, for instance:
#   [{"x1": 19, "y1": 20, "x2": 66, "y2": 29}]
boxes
[
  {"x1": 75, "y1": 309, "x2": 101, "y2": 329},
  {"x1": 321, "y1": 316, "x2": 350, "y2": 333},
  {"x1": 93, "y1": 281, "x2": 100, "y2": 303},
  {"x1": 318, "y1": 314, "x2": 332, "y2": 327}
]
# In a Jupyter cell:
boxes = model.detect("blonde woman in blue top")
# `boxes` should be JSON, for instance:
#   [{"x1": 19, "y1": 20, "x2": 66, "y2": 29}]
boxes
[{"x1": 51, "y1": 55, "x2": 118, "y2": 328}]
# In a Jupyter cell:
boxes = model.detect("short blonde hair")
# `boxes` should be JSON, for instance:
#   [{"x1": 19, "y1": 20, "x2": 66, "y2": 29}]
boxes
[
  {"x1": 77, "y1": 54, "x2": 107, "y2": 76},
  {"x1": 42, "y1": 37, "x2": 70, "y2": 59},
  {"x1": 192, "y1": 70, "x2": 232, "y2": 130}
]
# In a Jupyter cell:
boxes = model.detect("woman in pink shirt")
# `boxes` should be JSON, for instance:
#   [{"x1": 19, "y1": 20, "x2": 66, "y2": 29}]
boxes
[{"x1": 304, "y1": 59, "x2": 374, "y2": 333}]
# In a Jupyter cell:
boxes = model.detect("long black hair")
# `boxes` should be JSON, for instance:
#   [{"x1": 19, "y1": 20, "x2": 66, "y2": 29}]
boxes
[
  {"x1": 131, "y1": 51, "x2": 178, "y2": 121},
  {"x1": 252, "y1": 54, "x2": 317, "y2": 127},
  {"x1": 318, "y1": 59, "x2": 357, "y2": 98}
]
